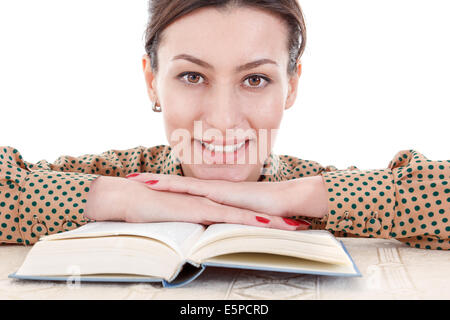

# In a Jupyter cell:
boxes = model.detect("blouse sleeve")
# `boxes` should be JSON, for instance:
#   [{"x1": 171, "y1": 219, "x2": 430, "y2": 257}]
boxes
[
  {"x1": 0, "y1": 145, "x2": 156, "y2": 245},
  {"x1": 319, "y1": 149, "x2": 449, "y2": 250}
]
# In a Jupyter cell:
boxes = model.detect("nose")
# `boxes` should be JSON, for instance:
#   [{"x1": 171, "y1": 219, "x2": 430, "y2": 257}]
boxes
[{"x1": 203, "y1": 84, "x2": 244, "y2": 132}]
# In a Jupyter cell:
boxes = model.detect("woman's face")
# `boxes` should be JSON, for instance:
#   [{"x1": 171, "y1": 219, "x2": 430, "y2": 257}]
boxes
[{"x1": 142, "y1": 6, "x2": 302, "y2": 182}]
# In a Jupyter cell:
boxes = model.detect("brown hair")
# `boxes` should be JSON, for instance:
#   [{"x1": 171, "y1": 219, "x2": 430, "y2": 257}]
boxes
[{"x1": 144, "y1": 0, "x2": 306, "y2": 77}]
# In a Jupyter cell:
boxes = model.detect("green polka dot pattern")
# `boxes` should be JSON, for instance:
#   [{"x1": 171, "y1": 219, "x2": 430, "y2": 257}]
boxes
[
  {"x1": 319, "y1": 150, "x2": 449, "y2": 250},
  {"x1": 0, "y1": 146, "x2": 448, "y2": 250}
]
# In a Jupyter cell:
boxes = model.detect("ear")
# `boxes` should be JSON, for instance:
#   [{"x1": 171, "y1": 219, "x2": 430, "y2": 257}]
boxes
[
  {"x1": 284, "y1": 61, "x2": 302, "y2": 111},
  {"x1": 142, "y1": 53, "x2": 158, "y2": 102}
]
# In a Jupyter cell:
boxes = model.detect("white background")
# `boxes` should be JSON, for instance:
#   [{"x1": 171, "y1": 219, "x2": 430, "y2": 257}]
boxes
[{"x1": 0, "y1": 0, "x2": 448, "y2": 170}]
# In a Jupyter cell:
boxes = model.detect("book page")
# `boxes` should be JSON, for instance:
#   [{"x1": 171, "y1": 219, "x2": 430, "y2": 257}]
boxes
[
  {"x1": 187, "y1": 224, "x2": 352, "y2": 266},
  {"x1": 203, "y1": 252, "x2": 357, "y2": 276},
  {"x1": 41, "y1": 221, "x2": 205, "y2": 257},
  {"x1": 190, "y1": 223, "x2": 339, "y2": 254}
]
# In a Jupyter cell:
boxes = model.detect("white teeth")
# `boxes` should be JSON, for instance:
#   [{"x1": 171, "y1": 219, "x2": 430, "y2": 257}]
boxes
[{"x1": 201, "y1": 140, "x2": 246, "y2": 152}]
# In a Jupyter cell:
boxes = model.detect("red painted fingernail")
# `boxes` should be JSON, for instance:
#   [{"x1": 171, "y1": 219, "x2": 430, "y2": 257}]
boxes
[
  {"x1": 145, "y1": 180, "x2": 159, "y2": 185},
  {"x1": 256, "y1": 216, "x2": 270, "y2": 224},
  {"x1": 283, "y1": 218, "x2": 311, "y2": 227},
  {"x1": 283, "y1": 218, "x2": 302, "y2": 226},
  {"x1": 299, "y1": 219, "x2": 312, "y2": 226},
  {"x1": 126, "y1": 173, "x2": 140, "y2": 178}
]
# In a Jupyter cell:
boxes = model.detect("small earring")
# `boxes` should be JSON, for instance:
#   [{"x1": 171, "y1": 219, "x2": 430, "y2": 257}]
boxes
[{"x1": 152, "y1": 100, "x2": 162, "y2": 112}]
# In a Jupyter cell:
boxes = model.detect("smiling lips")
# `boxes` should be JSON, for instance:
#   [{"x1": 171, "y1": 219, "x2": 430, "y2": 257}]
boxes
[
  {"x1": 200, "y1": 140, "x2": 248, "y2": 153},
  {"x1": 195, "y1": 138, "x2": 250, "y2": 164}
]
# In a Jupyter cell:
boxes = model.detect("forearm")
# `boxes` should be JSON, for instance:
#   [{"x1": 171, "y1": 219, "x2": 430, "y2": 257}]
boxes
[
  {"x1": 285, "y1": 175, "x2": 329, "y2": 219},
  {"x1": 85, "y1": 176, "x2": 132, "y2": 221}
]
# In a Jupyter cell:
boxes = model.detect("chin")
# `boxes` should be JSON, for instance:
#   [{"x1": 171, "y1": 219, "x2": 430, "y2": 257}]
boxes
[{"x1": 189, "y1": 165, "x2": 252, "y2": 182}]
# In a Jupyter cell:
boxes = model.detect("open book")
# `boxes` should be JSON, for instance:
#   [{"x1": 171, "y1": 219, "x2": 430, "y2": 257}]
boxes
[{"x1": 10, "y1": 222, "x2": 361, "y2": 288}]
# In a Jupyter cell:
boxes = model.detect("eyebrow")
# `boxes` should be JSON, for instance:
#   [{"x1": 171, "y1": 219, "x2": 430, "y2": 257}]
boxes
[{"x1": 171, "y1": 54, "x2": 278, "y2": 72}]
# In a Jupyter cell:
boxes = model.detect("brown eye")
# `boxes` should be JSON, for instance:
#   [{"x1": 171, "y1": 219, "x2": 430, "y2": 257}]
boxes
[
  {"x1": 187, "y1": 74, "x2": 200, "y2": 83},
  {"x1": 179, "y1": 72, "x2": 205, "y2": 86},
  {"x1": 243, "y1": 75, "x2": 270, "y2": 89},
  {"x1": 248, "y1": 76, "x2": 261, "y2": 86}
]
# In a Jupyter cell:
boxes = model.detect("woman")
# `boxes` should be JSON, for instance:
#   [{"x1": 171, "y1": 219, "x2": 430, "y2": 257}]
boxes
[{"x1": 0, "y1": 0, "x2": 448, "y2": 250}]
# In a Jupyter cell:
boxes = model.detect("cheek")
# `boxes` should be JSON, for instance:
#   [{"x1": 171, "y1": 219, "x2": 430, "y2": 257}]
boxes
[
  {"x1": 163, "y1": 111, "x2": 197, "y2": 148},
  {"x1": 245, "y1": 94, "x2": 284, "y2": 130},
  {"x1": 161, "y1": 108, "x2": 192, "y2": 149},
  {"x1": 160, "y1": 84, "x2": 198, "y2": 138},
  {"x1": 243, "y1": 93, "x2": 284, "y2": 152}
]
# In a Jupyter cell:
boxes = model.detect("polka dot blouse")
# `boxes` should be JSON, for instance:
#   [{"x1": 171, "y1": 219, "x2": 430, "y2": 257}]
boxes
[{"x1": 0, "y1": 145, "x2": 448, "y2": 250}]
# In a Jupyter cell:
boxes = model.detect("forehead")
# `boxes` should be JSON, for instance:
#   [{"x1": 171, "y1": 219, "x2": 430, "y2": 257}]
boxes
[{"x1": 157, "y1": 6, "x2": 289, "y2": 67}]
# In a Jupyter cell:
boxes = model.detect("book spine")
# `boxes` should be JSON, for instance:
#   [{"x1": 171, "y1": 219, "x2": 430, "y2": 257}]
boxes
[{"x1": 162, "y1": 262, "x2": 206, "y2": 288}]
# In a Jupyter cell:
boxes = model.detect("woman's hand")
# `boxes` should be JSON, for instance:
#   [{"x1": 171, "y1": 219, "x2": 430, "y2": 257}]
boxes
[
  {"x1": 126, "y1": 173, "x2": 329, "y2": 222},
  {"x1": 85, "y1": 175, "x2": 311, "y2": 231}
]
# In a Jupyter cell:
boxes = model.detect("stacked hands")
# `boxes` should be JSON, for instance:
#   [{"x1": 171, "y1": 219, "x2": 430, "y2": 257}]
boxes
[{"x1": 85, "y1": 172, "x2": 330, "y2": 231}]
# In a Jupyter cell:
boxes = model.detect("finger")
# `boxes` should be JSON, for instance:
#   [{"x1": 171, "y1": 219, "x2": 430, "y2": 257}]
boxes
[
  {"x1": 204, "y1": 199, "x2": 311, "y2": 231},
  {"x1": 125, "y1": 172, "x2": 164, "y2": 183},
  {"x1": 146, "y1": 175, "x2": 212, "y2": 198},
  {"x1": 139, "y1": 173, "x2": 286, "y2": 217},
  {"x1": 126, "y1": 172, "x2": 212, "y2": 198}
]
